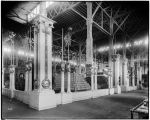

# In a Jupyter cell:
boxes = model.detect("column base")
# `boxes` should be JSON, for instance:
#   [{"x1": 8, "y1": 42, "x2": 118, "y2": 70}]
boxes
[
  {"x1": 109, "y1": 88, "x2": 115, "y2": 95},
  {"x1": 121, "y1": 85, "x2": 130, "y2": 92},
  {"x1": 10, "y1": 89, "x2": 14, "y2": 98},
  {"x1": 114, "y1": 85, "x2": 121, "y2": 94},
  {"x1": 61, "y1": 92, "x2": 72, "y2": 104},
  {"x1": 92, "y1": 89, "x2": 98, "y2": 98},
  {"x1": 29, "y1": 89, "x2": 56, "y2": 111},
  {"x1": 92, "y1": 89, "x2": 111, "y2": 98}
]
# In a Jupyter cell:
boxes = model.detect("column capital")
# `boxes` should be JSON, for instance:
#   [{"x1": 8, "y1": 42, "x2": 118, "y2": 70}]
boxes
[
  {"x1": 66, "y1": 62, "x2": 71, "y2": 72},
  {"x1": 123, "y1": 58, "x2": 128, "y2": 65},
  {"x1": 9, "y1": 65, "x2": 15, "y2": 73},
  {"x1": 111, "y1": 54, "x2": 120, "y2": 62},
  {"x1": 61, "y1": 61, "x2": 65, "y2": 71},
  {"x1": 25, "y1": 61, "x2": 32, "y2": 71},
  {"x1": 31, "y1": 15, "x2": 55, "y2": 28}
]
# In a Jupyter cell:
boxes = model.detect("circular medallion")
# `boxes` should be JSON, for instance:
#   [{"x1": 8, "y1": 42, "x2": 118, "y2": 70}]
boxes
[{"x1": 42, "y1": 79, "x2": 50, "y2": 89}]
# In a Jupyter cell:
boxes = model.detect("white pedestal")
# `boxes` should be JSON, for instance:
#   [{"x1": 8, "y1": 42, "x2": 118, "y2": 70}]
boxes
[
  {"x1": 121, "y1": 85, "x2": 130, "y2": 92},
  {"x1": 114, "y1": 85, "x2": 121, "y2": 94},
  {"x1": 61, "y1": 92, "x2": 72, "y2": 104},
  {"x1": 109, "y1": 88, "x2": 115, "y2": 95},
  {"x1": 92, "y1": 89, "x2": 109, "y2": 98},
  {"x1": 92, "y1": 90, "x2": 98, "y2": 98},
  {"x1": 29, "y1": 89, "x2": 56, "y2": 111}
]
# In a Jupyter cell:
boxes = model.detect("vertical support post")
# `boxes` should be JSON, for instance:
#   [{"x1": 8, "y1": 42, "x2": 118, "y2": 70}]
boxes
[
  {"x1": 67, "y1": 63, "x2": 71, "y2": 93},
  {"x1": 79, "y1": 44, "x2": 82, "y2": 74},
  {"x1": 61, "y1": 62, "x2": 65, "y2": 93},
  {"x1": 109, "y1": 9, "x2": 114, "y2": 88},
  {"x1": 94, "y1": 66, "x2": 97, "y2": 90},
  {"x1": 67, "y1": 37, "x2": 71, "y2": 92},
  {"x1": 9, "y1": 66, "x2": 15, "y2": 98},
  {"x1": 131, "y1": 53, "x2": 135, "y2": 87},
  {"x1": 115, "y1": 55, "x2": 120, "y2": 87},
  {"x1": 137, "y1": 55, "x2": 141, "y2": 88},
  {"x1": 94, "y1": 48, "x2": 97, "y2": 90},
  {"x1": 2, "y1": 49, "x2": 4, "y2": 88},
  {"x1": 29, "y1": 2, "x2": 56, "y2": 110},
  {"x1": 113, "y1": 54, "x2": 121, "y2": 94},
  {"x1": 25, "y1": 63, "x2": 29, "y2": 91},
  {"x1": 28, "y1": 61, "x2": 32, "y2": 91},
  {"x1": 86, "y1": 2, "x2": 94, "y2": 91},
  {"x1": 47, "y1": 21, "x2": 53, "y2": 90},
  {"x1": 119, "y1": 59, "x2": 122, "y2": 86},
  {"x1": 122, "y1": 58, "x2": 129, "y2": 91},
  {"x1": 61, "y1": 28, "x2": 65, "y2": 93},
  {"x1": 33, "y1": 24, "x2": 38, "y2": 90}
]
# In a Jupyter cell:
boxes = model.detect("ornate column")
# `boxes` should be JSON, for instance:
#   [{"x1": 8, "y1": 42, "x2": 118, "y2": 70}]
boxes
[
  {"x1": 61, "y1": 62, "x2": 65, "y2": 93},
  {"x1": 33, "y1": 23, "x2": 38, "y2": 90},
  {"x1": 75, "y1": 66, "x2": 78, "y2": 91},
  {"x1": 109, "y1": 13, "x2": 114, "y2": 90},
  {"x1": 29, "y1": 2, "x2": 56, "y2": 110},
  {"x1": 94, "y1": 65, "x2": 98, "y2": 90},
  {"x1": 122, "y1": 58, "x2": 129, "y2": 91},
  {"x1": 119, "y1": 58, "x2": 122, "y2": 86},
  {"x1": 91, "y1": 66, "x2": 94, "y2": 91},
  {"x1": 86, "y1": 2, "x2": 94, "y2": 91},
  {"x1": 25, "y1": 62, "x2": 29, "y2": 91},
  {"x1": 9, "y1": 65, "x2": 15, "y2": 98},
  {"x1": 137, "y1": 59, "x2": 141, "y2": 88},
  {"x1": 112, "y1": 54, "x2": 121, "y2": 94},
  {"x1": 130, "y1": 52, "x2": 135, "y2": 87},
  {"x1": 108, "y1": 67, "x2": 113, "y2": 94},
  {"x1": 61, "y1": 62, "x2": 72, "y2": 104},
  {"x1": 2, "y1": 52, "x2": 4, "y2": 88},
  {"x1": 130, "y1": 61, "x2": 135, "y2": 87},
  {"x1": 28, "y1": 61, "x2": 32, "y2": 91},
  {"x1": 2, "y1": 68, "x2": 5, "y2": 88},
  {"x1": 79, "y1": 44, "x2": 82, "y2": 74},
  {"x1": 67, "y1": 63, "x2": 71, "y2": 93}
]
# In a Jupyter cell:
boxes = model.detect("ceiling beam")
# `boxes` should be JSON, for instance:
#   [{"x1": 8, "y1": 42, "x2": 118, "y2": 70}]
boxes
[
  {"x1": 92, "y1": 2, "x2": 102, "y2": 18},
  {"x1": 71, "y1": 8, "x2": 87, "y2": 20},
  {"x1": 48, "y1": 2, "x2": 80, "y2": 19},
  {"x1": 96, "y1": 2, "x2": 127, "y2": 33},
  {"x1": 114, "y1": 14, "x2": 130, "y2": 35},
  {"x1": 71, "y1": 8, "x2": 111, "y2": 35},
  {"x1": 93, "y1": 21, "x2": 110, "y2": 35}
]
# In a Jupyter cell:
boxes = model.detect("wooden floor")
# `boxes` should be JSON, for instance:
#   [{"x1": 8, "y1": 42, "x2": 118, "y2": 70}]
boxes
[{"x1": 2, "y1": 89, "x2": 148, "y2": 119}]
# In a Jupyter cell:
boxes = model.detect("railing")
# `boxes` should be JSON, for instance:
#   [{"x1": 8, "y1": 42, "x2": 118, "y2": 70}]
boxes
[
  {"x1": 2, "y1": 88, "x2": 29, "y2": 104},
  {"x1": 72, "y1": 90, "x2": 92, "y2": 101},
  {"x1": 2, "y1": 88, "x2": 11, "y2": 97},
  {"x1": 13, "y1": 90, "x2": 29, "y2": 104}
]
